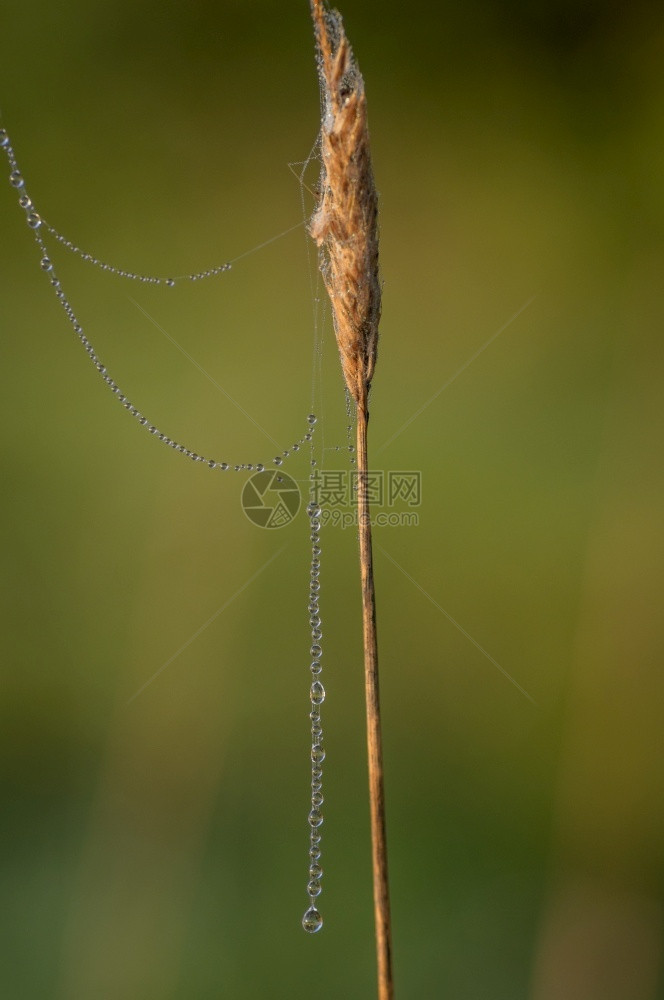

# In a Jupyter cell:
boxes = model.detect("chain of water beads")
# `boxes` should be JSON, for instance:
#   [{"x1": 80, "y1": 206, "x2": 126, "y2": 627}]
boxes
[
  {"x1": 302, "y1": 468, "x2": 325, "y2": 933},
  {"x1": 301, "y1": 391, "x2": 360, "y2": 932},
  {"x1": 1, "y1": 127, "x2": 315, "y2": 469},
  {"x1": 45, "y1": 224, "x2": 233, "y2": 287}
]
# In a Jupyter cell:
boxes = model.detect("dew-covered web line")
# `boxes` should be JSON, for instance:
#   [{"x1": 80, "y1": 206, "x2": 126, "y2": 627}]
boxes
[
  {"x1": 0, "y1": 124, "x2": 321, "y2": 473},
  {"x1": 290, "y1": 136, "x2": 333, "y2": 933},
  {"x1": 2, "y1": 118, "x2": 334, "y2": 933}
]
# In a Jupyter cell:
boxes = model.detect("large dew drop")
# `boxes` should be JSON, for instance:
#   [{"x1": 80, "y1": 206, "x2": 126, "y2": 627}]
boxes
[
  {"x1": 302, "y1": 906, "x2": 323, "y2": 933},
  {"x1": 310, "y1": 681, "x2": 326, "y2": 705},
  {"x1": 308, "y1": 808, "x2": 324, "y2": 828}
]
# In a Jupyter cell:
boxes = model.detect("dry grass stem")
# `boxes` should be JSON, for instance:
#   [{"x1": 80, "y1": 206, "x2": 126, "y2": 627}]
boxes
[{"x1": 309, "y1": 5, "x2": 393, "y2": 999}]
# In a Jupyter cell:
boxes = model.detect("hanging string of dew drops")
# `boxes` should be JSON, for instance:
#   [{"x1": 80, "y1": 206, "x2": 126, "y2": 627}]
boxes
[
  {"x1": 2, "y1": 126, "x2": 327, "y2": 932},
  {"x1": 302, "y1": 421, "x2": 325, "y2": 933}
]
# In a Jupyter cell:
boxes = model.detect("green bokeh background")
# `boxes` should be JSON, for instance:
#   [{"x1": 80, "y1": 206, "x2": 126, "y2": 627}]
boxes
[{"x1": 1, "y1": 2, "x2": 663, "y2": 998}]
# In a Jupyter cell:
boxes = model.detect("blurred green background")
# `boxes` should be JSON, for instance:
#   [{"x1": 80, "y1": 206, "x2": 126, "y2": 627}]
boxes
[{"x1": 1, "y1": 1, "x2": 663, "y2": 997}]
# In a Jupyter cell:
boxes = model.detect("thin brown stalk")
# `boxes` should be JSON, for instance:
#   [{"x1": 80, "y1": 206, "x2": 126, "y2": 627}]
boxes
[
  {"x1": 308, "y1": 4, "x2": 393, "y2": 998},
  {"x1": 356, "y1": 396, "x2": 393, "y2": 1000}
]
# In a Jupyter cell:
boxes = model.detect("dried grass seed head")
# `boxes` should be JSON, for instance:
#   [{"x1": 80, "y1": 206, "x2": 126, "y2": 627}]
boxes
[{"x1": 309, "y1": 1, "x2": 380, "y2": 408}]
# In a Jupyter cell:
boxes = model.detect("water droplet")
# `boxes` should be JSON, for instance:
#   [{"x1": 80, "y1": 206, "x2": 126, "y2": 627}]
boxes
[
  {"x1": 310, "y1": 643, "x2": 322, "y2": 658},
  {"x1": 307, "y1": 879, "x2": 322, "y2": 897},
  {"x1": 311, "y1": 629, "x2": 323, "y2": 642},
  {"x1": 26, "y1": 212, "x2": 41, "y2": 229},
  {"x1": 9, "y1": 170, "x2": 24, "y2": 188},
  {"x1": 256, "y1": 463, "x2": 264, "y2": 472},
  {"x1": 18, "y1": 193, "x2": 32, "y2": 209},
  {"x1": 310, "y1": 681, "x2": 325, "y2": 705},
  {"x1": 302, "y1": 906, "x2": 323, "y2": 933},
  {"x1": 166, "y1": 278, "x2": 175, "y2": 287},
  {"x1": 310, "y1": 660, "x2": 322, "y2": 675},
  {"x1": 304, "y1": 433, "x2": 312, "y2": 441},
  {"x1": 311, "y1": 792, "x2": 323, "y2": 808},
  {"x1": 309, "y1": 846, "x2": 322, "y2": 861},
  {"x1": 308, "y1": 414, "x2": 317, "y2": 424},
  {"x1": 309, "y1": 862, "x2": 323, "y2": 879},
  {"x1": 40, "y1": 257, "x2": 53, "y2": 272},
  {"x1": 274, "y1": 456, "x2": 283, "y2": 466},
  {"x1": 0, "y1": 130, "x2": 9, "y2": 147},
  {"x1": 219, "y1": 462, "x2": 229, "y2": 471},
  {"x1": 311, "y1": 744, "x2": 326, "y2": 765},
  {"x1": 308, "y1": 808, "x2": 323, "y2": 828}
]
